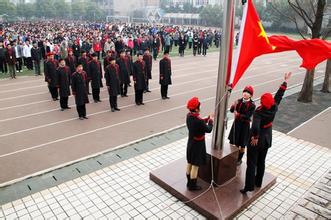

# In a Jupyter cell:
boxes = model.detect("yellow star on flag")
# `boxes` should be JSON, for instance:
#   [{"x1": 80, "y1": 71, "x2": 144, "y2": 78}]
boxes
[{"x1": 258, "y1": 22, "x2": 276, "y2": 50}]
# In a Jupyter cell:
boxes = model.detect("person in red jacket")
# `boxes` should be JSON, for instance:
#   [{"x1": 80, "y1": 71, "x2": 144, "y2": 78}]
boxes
[
  {"x1": 93, "y1": 39, "x2": 102, "y2": 60},
  {"x1": 5, "y1": 44, "x2": 16, "y2": 79},
  {"x1": 186, "y1": 97, "x2": 214, "y2": 191}
]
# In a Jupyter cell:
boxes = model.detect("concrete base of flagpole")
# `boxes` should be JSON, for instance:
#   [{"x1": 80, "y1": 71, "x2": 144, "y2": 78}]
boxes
[{"x1": 149, "y1": 140, "x2": 276, "y2": 219}]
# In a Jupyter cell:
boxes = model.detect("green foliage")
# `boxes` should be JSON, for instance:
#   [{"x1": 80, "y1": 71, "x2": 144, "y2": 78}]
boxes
[
  {"x1": 199, "y1": 5, "x2": 223, "y2": 27},
  {"x1": 1, "y1": 0, "x2": 107, "y2": 21}
]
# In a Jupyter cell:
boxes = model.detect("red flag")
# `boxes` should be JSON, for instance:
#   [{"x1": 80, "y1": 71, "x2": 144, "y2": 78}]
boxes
[
  {"x1": 230, "y1": 0, "x2": 276, "y2": 88},
  {"x1": 269, "y1": 35, "x2": 331, "y2": 69}
]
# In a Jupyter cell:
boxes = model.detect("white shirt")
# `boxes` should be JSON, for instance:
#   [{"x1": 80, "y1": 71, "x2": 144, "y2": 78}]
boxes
[{"x1": 23, "y1": 44, "x2": 32, "y2": 57}]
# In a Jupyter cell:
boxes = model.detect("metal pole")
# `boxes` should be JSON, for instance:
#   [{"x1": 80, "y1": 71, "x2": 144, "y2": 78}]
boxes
[{"x1": 212, "y1": 0, "x2": 235, "y2": 150}]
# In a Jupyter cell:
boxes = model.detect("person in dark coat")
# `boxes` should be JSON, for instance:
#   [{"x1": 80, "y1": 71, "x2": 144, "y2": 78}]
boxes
[
  {"x1": 133, "y1": 52, "x2": 146, "y2": 106},
  {"x1": 78, "y1": 51, "x2": 91, "y2": 94},
  {"x1": 44, "y1": 52, "x2": 59, "y2": 101},
  {"x1": 228, "y1": 86, "x2": 256, "y2": 165},
  {"x1": 240, "y1": 72, "x2": 292, "y2": 194},
  {"x1": 103, "y1": 50, "x2": 113, "y2": 71},
  {"x1": 178, "y1": 34, "x2": 186, "y2": 57},
  {"x1": 71, "y1": 63, "x2": 89, "y2": 120},
  {"x1": 193, "y1": 35, "x2": 199, "y2": 56},
  {"x1": 202, "y1": 35, "x2": 209, "y2": 56},
  {"x1": 88, "y1": 53, "x2": 103, "y2": 103},
  {"x1": 65, "y1": 49, "x2": 77, "y2": 81},
  {"x1": 152, "y1": 35, "x2": 160, "y2": 60},
  {"x1": 72, "y1": 41, "x2": 81, "y2": 61},
  {"x1": 105, "y1": 56, "x2": 121, "y2": 112},
  {"x1": 143, "y1": 49, "x2": 152, "y2": 93},
  {"x1": 117, "y1": 50, "x2": 131, "y2": 97},
  {"x1": 5, "y1": 44, "x2": 16, "y2": 79},
  {"x1": 186, "y1": 97, "x2": 214, "y2": 191},
  {"x1": 159, "y1": 51, "x2": 172, "y2": 99},
  {"x1": 56, "y1": 59, "x2": 71, "y2": 111},
  {"x1": 31, "y1": 42, "x2": 42, "y2": 76}
]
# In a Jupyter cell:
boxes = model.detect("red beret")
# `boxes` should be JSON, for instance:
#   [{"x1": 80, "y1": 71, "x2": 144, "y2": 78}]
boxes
[
  {"x1": 261, "y1": 93, "x2": 274, "y2": 109},
  {"x1": 187, "y1": 97, "x2": 200, "y2": 111},
  {"x1": 243, "y1": 85, "x2": 254, "y2": 96},
  {"x1": 47, "y1": 52, "x2": 55, "y2": 56}
]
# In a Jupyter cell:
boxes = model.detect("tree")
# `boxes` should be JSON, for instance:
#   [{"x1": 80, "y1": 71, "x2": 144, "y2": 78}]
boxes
[
  {"x1": 54, "y1": 0, "x2": 70, "y2": 19},
  {"x1": 270, "y1": 0, "x2": 328, "y2": 102},
  {"x1": 200, "y1": 5, "x2": 223, "y2": 27},
  {"x1": 0, "y1": 0, "x2": 16, "y2": 17}
]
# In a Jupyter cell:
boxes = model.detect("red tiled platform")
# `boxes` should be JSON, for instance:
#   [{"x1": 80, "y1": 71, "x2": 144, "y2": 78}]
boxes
[{"x1": 150, "y1": 158, "x2": 276, "y2": 219}]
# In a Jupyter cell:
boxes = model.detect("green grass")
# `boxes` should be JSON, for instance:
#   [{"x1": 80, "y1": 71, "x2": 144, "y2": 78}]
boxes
[{"x1": 0, "y1": 67, "x2": 39, "y2": 79}]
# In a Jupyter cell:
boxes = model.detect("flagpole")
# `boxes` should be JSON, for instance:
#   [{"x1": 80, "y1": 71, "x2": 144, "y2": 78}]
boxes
[{"x1": 212, "y1": 0, "x2": 235, "y2": 150}]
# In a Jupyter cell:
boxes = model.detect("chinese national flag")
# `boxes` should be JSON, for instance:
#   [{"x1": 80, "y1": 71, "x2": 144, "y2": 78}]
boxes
[
  {"x1": 230, "y1": 0, "x2": 276, "y2": 88},
  {"x1": 269, "y1": 35, "x2": 331, "y2": 70}
]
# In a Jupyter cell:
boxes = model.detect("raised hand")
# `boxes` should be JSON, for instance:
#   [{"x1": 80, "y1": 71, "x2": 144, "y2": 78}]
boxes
[{"x1": 284, "y1": 72, "x2": 292, "y2": 82}]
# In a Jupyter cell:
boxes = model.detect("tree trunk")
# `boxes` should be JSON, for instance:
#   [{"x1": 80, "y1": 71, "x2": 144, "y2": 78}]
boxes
[
  {"x1": 297, "y1": 69, "x2": 315, "y2": 103},
  {"x1": 321, "y1": 59, "x2": 331, "y2": 93}
]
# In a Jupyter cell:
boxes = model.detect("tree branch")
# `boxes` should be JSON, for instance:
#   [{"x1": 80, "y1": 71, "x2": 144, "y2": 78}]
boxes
[
  {"x1": 288, "y1": 0, "x2": 313, "y2": 29},
  {"x1": 295, "y1": 0, "x2": 314, "y2": 24},
  {"x1": 309, "y1": 0, "x2": 317, "y2": 16},
  {"x1": 293, "y1": 17, "x2": 308, "y2": 39}
]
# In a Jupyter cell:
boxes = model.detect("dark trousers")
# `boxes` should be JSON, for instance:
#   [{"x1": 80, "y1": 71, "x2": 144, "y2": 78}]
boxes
[
  {"x1": 193, "y1": 48, "x2": 197, "y2": 56},
  {"x1": 203, "y1": 46, "x2": 207, "y2": 56},
  {"x1": 26, "y1": 57, "x2": 33, "y2": 70},
  {"x1": 76, "y1": 104, "x2": 86, "y2": 118},
  {"x1": 60, "y1": 96, "x2": 69, "y2": 109},
  {"x1": 8, "y1": 65, "x2": 16, "y2": 78},
  {"x1": 33, "y1": 60, "x2": 41, "y2": 75},
  {"x1": 92, "y1": 88, "x2": 100, "y2": 101},
  {"x1": 16, "y1": 57, "x2": 23, "y2": 71},
  {"x1": 244, "y1": 145, "x2": 269, "y2": 191},
  {"x1": 48, "y1": 86, "x2": 58, "y2": 99},
  {"x1": 198, "y1": 45, "x2": 202, "y2": 54},
  {"x1": 135, "y1": 89, "x2": 143, "y2": 104},
  {"x1": 145, "y1": 79, "x2": 150, "y2": 91},
  {"x1": 161, "y1": 85, "x2": 168, "y2": 98},
  {"x1": 153, "y1": 48, "x2": 158, "y2": 60},
  {"x1": 109, "y1": 96, "x2": 118, "y2": 109},
  {"x1": 189, "y1": 42, "x2": 192, "y2": 49},
  {"x1": 0, "y1": 57, "x2": 7, "y2": 73},
  {"x1": 120, "y1": 83, "x2": 128, "y2": 96}
]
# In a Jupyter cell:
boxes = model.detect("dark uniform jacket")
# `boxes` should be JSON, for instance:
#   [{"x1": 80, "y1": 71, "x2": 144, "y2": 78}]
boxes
[
  {"x1": 44, "y1": 59, "x2": 59, "y2": 87},
  {"x1": 250, "y1": 82, "x2": 287, "y2": 148},
  {"x1": 105, "y1": 64, "x2": 120, "y2": 96},
  {"x1": 56, "y1": 66, "x2": 71, "y2": 97},
  {"x1": 71, "y1": 71, "x2": 89, "y2": 106},
  {"x1": 186, "y1": 113, "x2": 213, "y2": 166},
  {"x1": 143, "y1": 54, "x2": 152, "y2": 79},
  {"x1": 78, "y1": 56, "x2": 89, "y2": 73},
  {"x1": 228, "y1": 99, "x2": 256, "y2": 147},
  {"x1": 193, "y1": 37, "x2": 199, "y2": 49},
  {"x1": 5, "y1": 48, "x2": 16, "y2": 65},
  {"x1": 116, "y1": 57, "x2": 131, "y2": 84},
  {"x1": 159, "y1": 57, "x2": 172, "y2": 85},
  {"x1": 178, "y1": 37, "x2": 186, "y2": 50},
  {"x1": 88, "y1": 60, "x2": 103, "y2": 89},
  {"x1": 31, "y1": 47, "x2": 42, "y2": 61},
  {"x1": 72, "y1": 44, "x2": 80, "y2": 58},
  {"x1": 133, "y1": 60, "x2": 146, "y2": 91},
  {"x1": 65, "y1": 55, "x2": 77, "y2": 76}
]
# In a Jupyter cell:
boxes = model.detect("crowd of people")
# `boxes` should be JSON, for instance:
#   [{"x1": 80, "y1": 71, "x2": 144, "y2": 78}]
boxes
[
  {"x1": 0, "y1": 20, "x2": 222, "y2": 118},
  {"x1": 0, "y1": 20, "x2": 221, "y2": 79}
]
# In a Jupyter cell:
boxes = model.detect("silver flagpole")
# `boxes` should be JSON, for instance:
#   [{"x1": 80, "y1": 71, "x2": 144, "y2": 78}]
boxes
[{"x1": 212, "y1": 0, "x2": 235, "y2": 150}]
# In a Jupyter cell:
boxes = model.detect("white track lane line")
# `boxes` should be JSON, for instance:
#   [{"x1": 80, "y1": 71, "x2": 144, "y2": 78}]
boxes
[
  {"x1": 0, "y1": 64, "x2": 318, "y2": 122},
  {"x1": 287, "y1": 107, "x2": 331, "y2": 135},
  {"x1": 0, "y1": 69, "x2": 315, "y2": 157}
]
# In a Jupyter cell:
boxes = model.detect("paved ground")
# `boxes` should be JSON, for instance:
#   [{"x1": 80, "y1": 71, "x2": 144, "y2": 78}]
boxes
[
  {"x1": 288, "y1": 107, "x2": 331, "y2": 149},
  {"x1": 0, "y1": 51, "x2": 327, "y2": 186},
  {"x1": 0, "y1": 128, "x2": 330, "y2": 219}
]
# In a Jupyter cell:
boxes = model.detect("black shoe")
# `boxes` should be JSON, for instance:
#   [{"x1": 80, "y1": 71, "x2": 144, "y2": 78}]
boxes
[
  {"x1": 146, "y1": 90, "x2": 151, "y2": 93},
  {"x1": 115, "y1": 108, "x2": 120, "y2": 111},
  {"x1": 53, "y1": 98, "x2": 57, "y2": 101},
  {"x1": 98, "y1": 100, "x2": 102, "y2": 102},
  {"x1": 186, "y1": 174, "x2": 190, "y2": 188},
  {"x1": 88, "y1": 93, "x2": 92, "y2": 95},
  {"x1": 188, "y1": 179, "x2": 202, "y2": 191},
  {"x1": 136, "y1": 103, "x2": 141, "y2": 106},
  {"x1": 121, "y1": 95, "x2": 125, "y2": 97},
  {"x1": 240, "y1": 189, "x2": 248, "y2": 194},
  {"x1": 143, "y1": 91, "x2": 147, "y2": 93},
  {"x1": 79, "y1": 117, "x2": 84, "y2": 120},
  {"x1": 124, "y1": 95, "x2": 128, "y2": 97},
  {"x1": 94, "y1": 100, "x2": 98, "y2": 103},
  {"x1": 140, "y1": 103, "x2": 145, "y2": 105},
  {"x1": 111, "y1": 108, "x2": 115, "y2": 112},
  {"x1": 162, "y1": 97, "x2": 166, "y2": 100},
  {"x1": 61, "y1": 108, "x2": 65, "y2": 111},
  {"x1": 65, "y1": 107, "x2": 71, "y2": 109},
  {"x1": 83, "y1": 116, "x2": 88, "y2": 119},
  {"x1": 165, "y1": 96, "x2": 170, "y2": 99}
]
